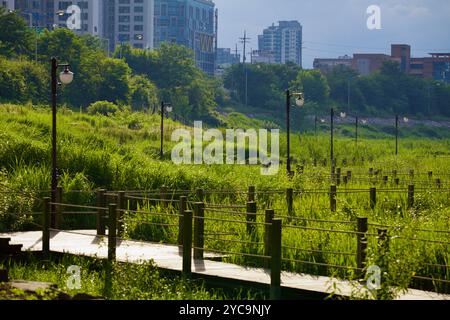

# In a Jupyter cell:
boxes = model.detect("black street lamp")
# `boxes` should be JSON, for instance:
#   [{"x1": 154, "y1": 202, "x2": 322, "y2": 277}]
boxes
[
  {"x1": 330, "y1": 108, "x2": 335, "y2": 174},
  {"x1": 285, "y1": 90, "x2": 305, "y2": 175},
  {"x1": 160, "y1": 101, "x2": 172, "y2": 159},
  {"x1": 51, "y1": 57, "x2": 74, "y2": 227}
]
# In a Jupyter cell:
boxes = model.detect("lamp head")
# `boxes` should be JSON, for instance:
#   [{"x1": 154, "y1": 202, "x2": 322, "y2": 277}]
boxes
[
  {"x1": 292, "y1": 92, "x2": 305, "y2": 107},
  {"x1": 59, "y1": 66, "x2": 74, "y2": 85}
]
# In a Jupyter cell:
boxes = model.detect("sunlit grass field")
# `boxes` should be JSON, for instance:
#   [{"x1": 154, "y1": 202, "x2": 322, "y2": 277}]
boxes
[{"x1": 0, "y1": 103, "x2": 449, "y2": 298}]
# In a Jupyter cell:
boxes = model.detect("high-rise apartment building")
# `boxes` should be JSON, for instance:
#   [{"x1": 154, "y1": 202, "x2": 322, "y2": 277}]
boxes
[
  {"x1": 258, "y1": 20, "x2": 302, "y2": 67},
  {"x1": 154, "y1": 0, "x2": 217, "y2": 75},
  {"x1": 0, "y1": 0, "x2": 14, "y2": 10},
  {"x1": 107, "y1": 0, "x2": 154, "y2": 50},
  {"x1": 9, "y1": 1, "x2": 154, "y2": 51},
  {"x1": 12, "y1": 1, "x2": 102, "y2": 34}
]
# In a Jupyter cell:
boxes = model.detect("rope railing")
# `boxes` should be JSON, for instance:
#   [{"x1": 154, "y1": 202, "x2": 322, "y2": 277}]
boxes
[
  {"x1": 281, "y1": 258, "x2": 360, "y2": 271},
  {"x1": 282, "y1": 245, "x2": 356, "y2": 257}
]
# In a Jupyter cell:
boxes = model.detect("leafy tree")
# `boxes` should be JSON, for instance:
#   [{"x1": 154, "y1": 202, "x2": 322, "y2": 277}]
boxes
[
  {"x1": 0, "y1": 57, "x2": 48, "y2": 104},
  {"x1": 129, "y1": 75, "x2": 159, "y2": 112},
  {"x1": 292, "y1": 69, "x2": 330, "y2": 104},
  {"x1": 0, "y1": 7, "x2": 33, "y2": 58}
]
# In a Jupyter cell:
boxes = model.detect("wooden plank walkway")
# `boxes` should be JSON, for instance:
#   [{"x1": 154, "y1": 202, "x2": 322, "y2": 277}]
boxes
[{"x1": 1, "y1": 230, "x2": 449, "y2": 300}]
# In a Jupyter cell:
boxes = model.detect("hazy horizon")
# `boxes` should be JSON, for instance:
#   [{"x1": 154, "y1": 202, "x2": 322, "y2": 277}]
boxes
[{"x1": 213, "y1": 0, "x2": 450, "y2": 68}]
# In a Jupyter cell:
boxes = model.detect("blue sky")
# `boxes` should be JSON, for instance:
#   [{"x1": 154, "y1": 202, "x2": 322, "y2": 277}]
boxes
[{"x1": 213, "y1": 0, "x2": 450, "y2": 68}]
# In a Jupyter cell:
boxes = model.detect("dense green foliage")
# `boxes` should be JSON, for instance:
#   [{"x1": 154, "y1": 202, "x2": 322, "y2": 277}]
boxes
[
  {"x1": 223, "y1": 60, "x2": 450, "y2": 119},
  {"x1": 0, "y1": 9, "x2": 222, "y2": 122},
  {"x1": 2, "y1": 254, "x2": 254, "y2": 300}
]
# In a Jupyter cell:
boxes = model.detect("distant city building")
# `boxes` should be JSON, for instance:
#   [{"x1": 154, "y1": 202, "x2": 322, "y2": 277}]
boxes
[
  {"x1": 215, "y1": 47, "x2": 240, "y2": 76},
  {"x1": 216, "y1": 47, "x2": 239, "y2": 66},
  {"x1": 257, "y1": 20, "x2": 302, "y2": 67},
  {"x1": 0, "y1": 0, "x2": 14, "y2": 10},
  {"x1": 9, "y1": 1, "x2": 154, "y2": 52},
  {"x1": 352, "y1": 53, "x2": 395, "y2": 76},
  {"x1": 106, "y1": 0, "x2": 154, "y2": 50},
  {"x1": 251, "y1": 50, "x2": 276, "y2": 64},
  {"x1": 313, "y1": 44, "x2": 450, "y2": 83},
  {"x1": 313, "y1": 55, "x2": 353, "y2": 73},
  {"x1": 154, "y1": 0, "x2": 217, "y2": 75},
  {"x1": 13, "y1": 0, "x2": 104, "y2": 36}
]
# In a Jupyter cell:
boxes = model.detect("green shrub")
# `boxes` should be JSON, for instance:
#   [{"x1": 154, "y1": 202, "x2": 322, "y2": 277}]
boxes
[{"x1": 87, "y1": 101, "x2": 119, "y2": 116}]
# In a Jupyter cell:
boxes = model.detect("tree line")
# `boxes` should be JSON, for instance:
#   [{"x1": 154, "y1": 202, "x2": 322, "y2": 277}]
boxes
[
  {"x1": 223, "y1": 59, "x2": 450, "y2": 118},
  {"x1": 1, "y1": 6, "x2": 449, "y2": 123}
]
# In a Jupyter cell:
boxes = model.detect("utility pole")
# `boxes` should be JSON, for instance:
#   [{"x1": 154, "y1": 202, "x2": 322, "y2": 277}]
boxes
[
  {"x1": 355, "y1": 116, "x2": 358, "y2": 146},
  {"x1": 240, "y1": 31, "x2": 250, "y2": 107}
]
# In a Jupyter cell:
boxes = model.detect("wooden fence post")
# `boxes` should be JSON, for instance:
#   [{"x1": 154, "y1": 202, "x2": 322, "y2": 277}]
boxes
[
  {"x1": 346, "y1": 170, "x2": 352, "y2": 182},
  {"x1": 270, "y1": 219, "x2": 282, "y2": 300},
  {"x1": 343, "y1": 176, "x2": 348, "y2": 185},
  {"x1": 182, "y1": 210, "x2": 193, "y2": 278},
  {"x1": 394, "y1": 178, "x2": 400, "y2": 186},
  {"x1": 96, "y1": 189, "x2": 106, "y2": 236},
  {"x1": 178, "y1": 196, "x2": 187, "y2": 246},
  {"x1": 286, "y1": 188, "x2": 293, "y2": 220},
  {"x1": 117, "y1": 191, "x2": 125, "y2": 237},
  {"x1": 246, "y1": 201, "x2": 257, "y2": 235},
  {"x1": 193, "y1": 202, "x2": 205, "y2": 260},
  {"x1": 407, "y1": 185, "x2": 414, "y2": 209},
  {"x1": 42, "y1": 197, "x2": 50, "y2": 257},
  {"x1": 435, "y1": 179, "x2": 441, "y2": 189},
  {"x1": 409, "y1": 169, "x2": 414, "y2": 181},
  {"x1": 248, "y1": 186, "x2": 256, "y2": 202},
  {"x1": 108, "y1": 204, "x2": 117, "y2": 262},
  {"x1": 264, "y1": 209, "x2": 274, "y2": 268},
  {"x1": 382, "y1": 176, "x2": 388, "y2": 185},
  {"x1": 330, "y1": 185, "x2": 337, "y2": 212},
  {"x1": 196, "y1": 188, "x2": 204, "y2": 202},
  {"x1": 356, "y1": 217, "x2": 368, "y2": 273},
  {"x1": 428, "y1": 171, "x2": 433, "y2": 180},
  {"x1": 55, "y1": 187, "x2": 63, "y2": 228},
  {"x1": 370, "y1": 187, "x2": 377, "y2": 209},
  {"x1": 336, "y1": 168, "x2": 341, "y2": 186}
]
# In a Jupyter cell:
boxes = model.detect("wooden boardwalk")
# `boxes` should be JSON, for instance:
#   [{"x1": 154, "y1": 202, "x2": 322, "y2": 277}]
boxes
[{"x1": 2, "y1": 230, "x2": 449, "y2": 300}]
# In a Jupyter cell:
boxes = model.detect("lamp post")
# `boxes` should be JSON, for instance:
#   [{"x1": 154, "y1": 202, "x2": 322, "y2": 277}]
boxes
[
  {"x1": 160, "y1": 101, "x2": 173, "y2": 159},
  {"x1": 330, "y1": 108, "x2": 335, "y2": 174},
  {"x1": 285, "y1": 90, "x2": 305, "y2": 175},
  {"x1": 51, "y1": 57, "x2": 74, "y2": 227},
  {"x1": 395, "y1": 115, "x2": 399, "y2": 156},
  {"x1": 314, "y1": 115, "x2": 318, "y2": 138}
]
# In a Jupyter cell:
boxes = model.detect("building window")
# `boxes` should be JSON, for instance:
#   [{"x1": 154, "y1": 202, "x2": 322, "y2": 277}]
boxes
[
  {"x1": 161, "y1": 4, "x2": 167, "y2": 16},
  {"x1": 134, "y1": 25, "x2": 143, "y2": 31},
  {"x1": 119, "y1": 25, "x2": 130, "y2": 32},
  {"x1": 119, "y1": 6, "x2": 130, "y2": 13},
  {"x1": 119, "y1": 0, "x2": 130, "y2": 4},
  {"x1": 118, "y1": 34, "x2": 130, "y2": 41},
  {"x1": 134, "y1": 16, "x2": 143, "y2": 22},
  {"x1": 119, "y1": 15, "x2": 130, "y2": 22},
  {"x1": 134, "y1": 6, "x2": 143, "y2": 13}
]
